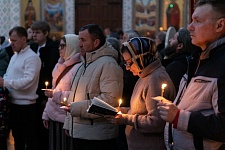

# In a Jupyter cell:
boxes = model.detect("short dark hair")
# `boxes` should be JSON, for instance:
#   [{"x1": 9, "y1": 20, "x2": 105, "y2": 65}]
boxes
[
  {"x1": 195, "y1": 0, "x2": 225, "y2": 17},
  {"x1": 80, "y1": 24, "x2": 106, "y2": 48},
  {"x1": 9, "y1": 26, "x2": 27, "y2": 39},
  {"x1": 31, "y1": 21, "x2": 50, "y2": 36}
]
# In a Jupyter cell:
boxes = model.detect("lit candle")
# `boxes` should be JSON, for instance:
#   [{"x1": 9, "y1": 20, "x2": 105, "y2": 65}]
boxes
[
  {"x1": 118, "y1": 99, "x2": 122, "y2": 107},
  {"x1": 161, "y1": 84, "x2": 167, "y2": 97},
  {"x1": 63, "y1": 97, "x2": 67, "y2": 102},
  {"x1": 61, "y1": 97, "x2": 67, "y2": 106},
  {"x1": 117, "y1": 111, "x2": 122, "y2": 114},
  {"x1": 45, "y1": 81, "x2": 49, "y2": 89},
  {"x1": 117, "y1": 99, "x2": 123, "y2": 114}
]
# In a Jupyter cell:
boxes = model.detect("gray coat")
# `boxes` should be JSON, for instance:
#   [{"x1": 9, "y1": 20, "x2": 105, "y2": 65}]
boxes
[{"x1": 125, "y1": 59, "x2": 176, "y2": 150}]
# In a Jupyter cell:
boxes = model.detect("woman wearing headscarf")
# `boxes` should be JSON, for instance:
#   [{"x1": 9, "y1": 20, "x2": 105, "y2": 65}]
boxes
[
  {"x1": 42, "y1": 34, "x2": 81, "y2": 150},
  {"x1": 108, "y1": 37, "x2": 176, "y2": 150}
]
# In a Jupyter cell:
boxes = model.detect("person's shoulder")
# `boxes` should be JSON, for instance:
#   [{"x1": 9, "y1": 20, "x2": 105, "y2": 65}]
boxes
[
  {"x1": 16, "y1": 48, "x2": 40, "y2": 64},
  {"x1": 96, "y1": 55, "x2": 118, "y2": 66},
  {"x1": 26, "y1": 47, "x2": 40, "y2": 59},
  {"x1": 5, "y1": 46, "x2": 14, "y2": 59},
  {"x1": 100, "y1": 45, "x2": 119, "y2": 62},
  {"x1": 29, "y1": 42, "x2": 38, "y2": 50},
  {"x1": 46, "y1": 38, "x2": 59, "y2": 49},
  {"x1": 0, "y1": 48, "x2": 8, "y2": 57},
  {"x1": 92, "y1": 55, "x2": 122, "y2": 72}
]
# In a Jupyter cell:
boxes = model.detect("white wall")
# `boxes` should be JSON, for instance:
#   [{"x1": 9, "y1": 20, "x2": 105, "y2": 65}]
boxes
[
  {"x1": 123, "y1": 1, "x2": 133, "y2": 32},
  {"x1": 0, "y1": 0, "x2": 21, "y2": 38},
  {"x1": 0, "y1": 0, "x2": 75, "y2": 39}
]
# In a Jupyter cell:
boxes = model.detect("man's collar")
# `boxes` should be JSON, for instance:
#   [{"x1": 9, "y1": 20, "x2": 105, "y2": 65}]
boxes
[{"x1": 38, "y1": 43, "x2": 46, "y2": 48}]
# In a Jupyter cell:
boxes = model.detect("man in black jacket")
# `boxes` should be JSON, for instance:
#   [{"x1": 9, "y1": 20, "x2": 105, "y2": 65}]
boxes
[
  {"x1": 30, "y1": 21, "x2": 59, "y2": 150},
  {"x1": 158, "y1": 0, "x2": 225, "y2": 149}
]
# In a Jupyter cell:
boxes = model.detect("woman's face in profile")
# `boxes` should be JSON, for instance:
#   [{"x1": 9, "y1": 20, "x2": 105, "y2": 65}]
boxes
[{"x1": 122, "y1": 51, "x2": 139, "y2": 76}]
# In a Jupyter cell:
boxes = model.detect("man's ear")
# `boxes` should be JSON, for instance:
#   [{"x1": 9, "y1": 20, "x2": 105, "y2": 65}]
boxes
[
  {"x1": 44, "y1": 31, "x2": 49, "y2": 37},
  {"x1": 177, "y1": 43, "x2": 183, "y2": 51},
  {"x1": 22, "y1": 36, "x2": 27, "y2": 43},
  {"x1": 216, "y1": 18, "x2": 225, "y2": 32},
  {"x1": 94, "y1": 39, "x2": 100, "y2": 49}
]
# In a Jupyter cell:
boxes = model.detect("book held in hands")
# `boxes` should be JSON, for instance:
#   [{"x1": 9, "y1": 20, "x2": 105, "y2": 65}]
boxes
[{"x1": 87, "y1": 97, "x2": 118, "y2": 116}]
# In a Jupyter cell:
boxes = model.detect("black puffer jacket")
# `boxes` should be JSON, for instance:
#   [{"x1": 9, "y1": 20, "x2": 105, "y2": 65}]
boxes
[{"x1": 0, "y1": 49, "x2": 9, "y2": 77}]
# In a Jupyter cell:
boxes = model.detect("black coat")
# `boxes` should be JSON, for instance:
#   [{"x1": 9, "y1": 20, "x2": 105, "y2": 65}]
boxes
[
  {"x1": 30, "y1": 38, "x2": 59, "y2": 103},
  {"x1": 162, "y1": 53, "x2": 190, "y2": 93}
]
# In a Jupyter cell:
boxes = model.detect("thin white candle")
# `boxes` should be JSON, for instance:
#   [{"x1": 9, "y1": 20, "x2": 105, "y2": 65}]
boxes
[
  {"x1": 117, "y1": 99, "x2": 123, "y2": 114},
  {"x1": 118, "y1": 99, "x2": 122, "y2": 107},
  {"x1": 161, "y1": 84, "x2": 167, "y2": 97}
]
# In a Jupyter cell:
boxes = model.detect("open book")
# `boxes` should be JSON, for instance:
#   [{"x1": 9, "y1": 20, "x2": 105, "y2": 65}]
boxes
[{"x1": 87, "y1": 97, "x2": 118, "y2": 116}]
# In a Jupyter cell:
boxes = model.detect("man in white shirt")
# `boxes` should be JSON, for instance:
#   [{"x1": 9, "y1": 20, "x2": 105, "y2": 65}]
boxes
[{"x1": 0, "y1": 26, "x2": 41, "y2": 150}]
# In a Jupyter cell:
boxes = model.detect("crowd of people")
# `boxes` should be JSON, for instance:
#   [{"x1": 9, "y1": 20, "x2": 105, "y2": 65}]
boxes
[{"x1": 0, "y1": 0, "x2": 225, "y2": 150}]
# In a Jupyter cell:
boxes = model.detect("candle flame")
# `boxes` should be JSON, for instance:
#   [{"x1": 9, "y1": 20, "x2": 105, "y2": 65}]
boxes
[
  {"x1": 45, "y1": 81, "x2": 49, "y2": 89},
  {"x1": 161, "y1": 84, "x2": 167, "y2": 97},
  {"x1": 119, "y1": 99, "x2": 122, "y2": 107},
  {"x1": 117, "y1": 111, "x2": 122, "y2": 114},
  {"x1": 63, "y1": 97, "x2": 67, "y2": 102},
  {"x1": 161, "y1": 84, "x2": 167, "y2": 90}
]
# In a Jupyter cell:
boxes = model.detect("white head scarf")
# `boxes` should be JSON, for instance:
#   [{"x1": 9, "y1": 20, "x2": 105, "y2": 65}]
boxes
[{"x1": 63, "y1": 34, "x2": 80, "y2": 60}]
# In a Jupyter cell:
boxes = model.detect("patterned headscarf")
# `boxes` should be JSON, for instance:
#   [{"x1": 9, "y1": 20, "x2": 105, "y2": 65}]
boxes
[
  {"x1": 122, "y1": 37, "x2": 157, "y2": 73},
  {"x1": 64, "y1": 34, "x2": 80, "y2": 60}
]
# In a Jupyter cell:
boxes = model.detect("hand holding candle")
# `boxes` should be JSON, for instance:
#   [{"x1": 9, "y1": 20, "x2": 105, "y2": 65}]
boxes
[
  {"x1": 44, "y1": 89, "x2": 53, "y2": 98},
  {"x1": 106, "y1": 99, "x2": 126, "y2": 124},
  {"x1": 161, "y1": 84, "x2": 167, "y2": 97}
]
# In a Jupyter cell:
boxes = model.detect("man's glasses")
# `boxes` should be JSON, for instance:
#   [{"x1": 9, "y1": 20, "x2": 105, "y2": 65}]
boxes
[{"x1": 59, "y1": 44, "x2": 66, "y2": 49}]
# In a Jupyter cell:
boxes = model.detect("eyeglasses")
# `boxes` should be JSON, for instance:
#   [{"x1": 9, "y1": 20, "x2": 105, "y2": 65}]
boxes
[
  {"x1": 123, "y1": 58, "x2": 133, "y2": 68},
  {"x1": 124, "y1": 62, "x2": 133, "y2": 68},
  {"x1": 59, "y1": 43, "x2": 66, "y2": 49}
]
